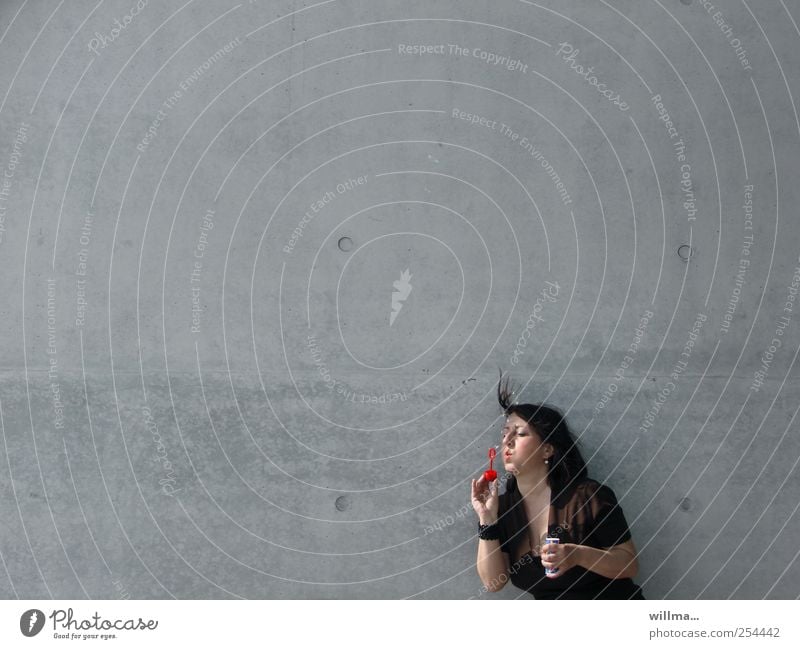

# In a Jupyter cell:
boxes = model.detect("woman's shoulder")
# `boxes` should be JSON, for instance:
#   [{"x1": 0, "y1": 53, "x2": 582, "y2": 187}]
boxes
[
  {"x1": 558, "y1": 478, "x2": 626, "y2": 533},
  {"x1": 574, "y1": 477, "x2": 602, "y2": 491},
  {"x1": 568, "y1": 478, "x2": 619, "y2": 504}
]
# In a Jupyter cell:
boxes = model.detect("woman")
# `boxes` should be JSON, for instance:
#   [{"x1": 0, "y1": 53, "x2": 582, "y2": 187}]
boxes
[{"x1": 471, "y1": 376, "x2": 645, "y2": 599}]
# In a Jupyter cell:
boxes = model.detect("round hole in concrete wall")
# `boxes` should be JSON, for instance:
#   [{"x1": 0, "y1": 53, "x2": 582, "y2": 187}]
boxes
[
  {"x1": 335, "y1": 495, "x2": 351, "y2": 511},
  {"x1": 338, "y1": 236, "x2": 353, "y2": 252},
  {"x1": 679, "y1": 497, "x2": 692, "y2": 511},
  {"x1": 677, "y1": 244, "x2": 693, "y2": 261}
]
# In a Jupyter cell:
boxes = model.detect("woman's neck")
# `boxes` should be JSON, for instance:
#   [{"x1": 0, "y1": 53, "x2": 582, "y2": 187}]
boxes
[{"x1": 515, "y1": 471, "x2": 551, "y2": 502}]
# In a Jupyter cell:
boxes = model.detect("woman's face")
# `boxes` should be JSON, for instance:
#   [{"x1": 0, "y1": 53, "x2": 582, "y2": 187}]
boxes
[{"x1": 500, "y1": 413, "x2": 551, "y2": 473}]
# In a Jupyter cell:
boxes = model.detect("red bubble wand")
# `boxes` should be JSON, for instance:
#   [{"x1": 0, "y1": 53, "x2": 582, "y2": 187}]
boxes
[{"x1": 483, "y1": 447, "x2": 497, "y2": 482}]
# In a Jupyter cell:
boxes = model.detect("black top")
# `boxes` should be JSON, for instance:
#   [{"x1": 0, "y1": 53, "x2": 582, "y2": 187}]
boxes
[{"x1": 496, "y1": 477, "x2": 645, "y2": 599}]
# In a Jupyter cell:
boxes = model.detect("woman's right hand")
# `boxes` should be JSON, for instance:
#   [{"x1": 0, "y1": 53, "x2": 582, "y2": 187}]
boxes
[{"x1": 471, "y1": 475, "x2": 499, "y2": 524}]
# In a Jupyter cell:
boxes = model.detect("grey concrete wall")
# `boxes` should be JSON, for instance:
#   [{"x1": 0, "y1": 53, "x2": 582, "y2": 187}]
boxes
[{"x1": 0, "y1": 0, "x2": 798, "y2": 599}]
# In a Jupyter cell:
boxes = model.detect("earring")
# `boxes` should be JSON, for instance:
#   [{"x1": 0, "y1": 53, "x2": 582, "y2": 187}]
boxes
[{"x1": 544, "y1": 458, "x2": 550, "y2": 465}]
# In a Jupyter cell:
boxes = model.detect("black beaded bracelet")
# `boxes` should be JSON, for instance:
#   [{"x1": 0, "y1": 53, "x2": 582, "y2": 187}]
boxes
[{"x1": 478, "y1": 523, "x2": 500, "y2": 540}]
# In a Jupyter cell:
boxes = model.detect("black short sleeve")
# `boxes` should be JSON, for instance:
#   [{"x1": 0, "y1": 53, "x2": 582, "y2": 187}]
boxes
[{"x1": 585, "y1": 484, "x2": 632, "y2": 548}]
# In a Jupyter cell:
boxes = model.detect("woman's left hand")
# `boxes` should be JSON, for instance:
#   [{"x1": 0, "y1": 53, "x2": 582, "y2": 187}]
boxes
[{"x1": 541, "y1": 543, "x2": 582, "y2": 578}]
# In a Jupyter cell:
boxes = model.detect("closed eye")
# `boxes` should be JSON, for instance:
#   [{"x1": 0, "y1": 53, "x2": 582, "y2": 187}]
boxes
[{"x1": 501, "y1": 428, "x2": 526, "y2": 441}]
